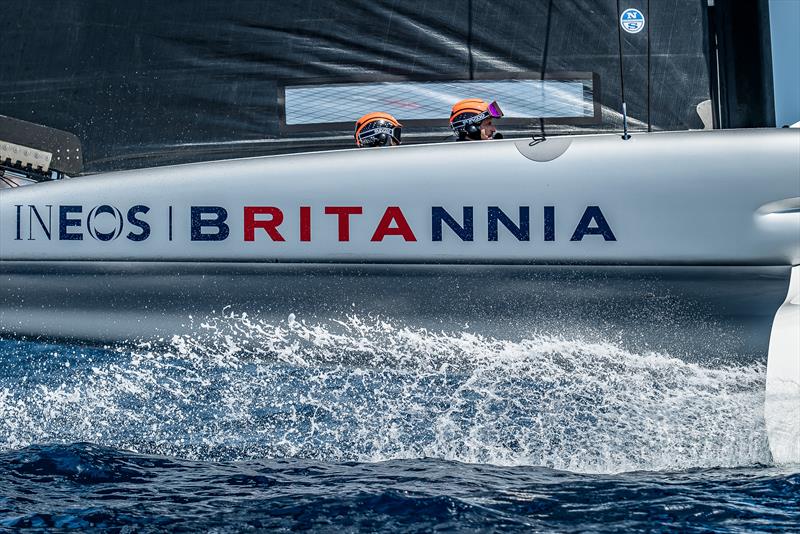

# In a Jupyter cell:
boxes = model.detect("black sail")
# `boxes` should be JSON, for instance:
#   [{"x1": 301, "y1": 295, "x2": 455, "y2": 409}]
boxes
[{"x1": 2, "y1": 0, "x2": 712, "y2": 172}]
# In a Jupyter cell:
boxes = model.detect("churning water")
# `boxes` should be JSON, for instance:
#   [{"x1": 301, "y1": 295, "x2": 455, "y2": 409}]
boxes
[{"x1": 0, "y1": 313, "x2": 797, "y2": 531}]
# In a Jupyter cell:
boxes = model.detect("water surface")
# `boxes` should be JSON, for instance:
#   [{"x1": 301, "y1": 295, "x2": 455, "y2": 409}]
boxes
[{"x1": 0, "y1": 315, "x2": 796, "y2": 531}]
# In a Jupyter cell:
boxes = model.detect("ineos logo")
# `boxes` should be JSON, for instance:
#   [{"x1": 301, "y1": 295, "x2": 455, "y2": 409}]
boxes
[{"x1": 13, "y1": 204, "x2": 151, "y2": 242}]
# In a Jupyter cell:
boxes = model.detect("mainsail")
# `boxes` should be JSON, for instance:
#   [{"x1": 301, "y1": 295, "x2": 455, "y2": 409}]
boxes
[{"x1": 2, "y1": 0, "x2": 712, "y2": 172}]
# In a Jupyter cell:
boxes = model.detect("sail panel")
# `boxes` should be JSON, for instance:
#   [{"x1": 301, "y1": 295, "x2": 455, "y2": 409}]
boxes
[{"x1": 1, "y1": 0, "x2": 711, "y2": 171}]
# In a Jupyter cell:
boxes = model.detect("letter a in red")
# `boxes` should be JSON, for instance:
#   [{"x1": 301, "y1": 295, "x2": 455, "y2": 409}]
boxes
[{"x1": 371, "y1": 207, "x2": 417, "y2": 242}]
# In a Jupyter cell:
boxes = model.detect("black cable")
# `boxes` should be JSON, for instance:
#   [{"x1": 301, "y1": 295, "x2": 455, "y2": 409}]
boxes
[
  {"x1": 538, "y1": 0, "x2": 554, "y2": 139},
  {"x1": 647, "y1": 0, "x2": 652, "y2": 132},
  {"x1": 615, "y1": 0, "x2": 630, "y2": 140},
  {"x1": 0, "y1": 173, "x2": 18, "y2": 188},
  {"x1": 467, "y1": 0, "x2": 474, "y2": 80}
]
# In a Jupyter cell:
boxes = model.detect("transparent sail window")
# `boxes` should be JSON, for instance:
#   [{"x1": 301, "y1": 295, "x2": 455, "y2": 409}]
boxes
[{"x1": 281, "y1": 74, "x2": 598, "y2": 130}]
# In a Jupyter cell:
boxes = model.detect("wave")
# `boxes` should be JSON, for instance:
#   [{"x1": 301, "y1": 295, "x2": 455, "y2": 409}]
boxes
[
  {"x1": 1, "y1": 443, "x2": 797, "y2": 532},
  {"x1": 0, "y1": 313, "x2": 770, "y2": 473}
]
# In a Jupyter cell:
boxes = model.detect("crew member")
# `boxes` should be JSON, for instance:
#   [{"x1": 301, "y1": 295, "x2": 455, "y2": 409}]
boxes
[
  {"x1": 449, "y1": 98, "x2": 504, "y2": 141},
  {"x1": 354, "y1": 112, "x2": 402, "y2": 147}
]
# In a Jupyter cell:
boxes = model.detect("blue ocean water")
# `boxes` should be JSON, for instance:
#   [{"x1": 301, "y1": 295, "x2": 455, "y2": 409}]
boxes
[{"x1": 1, "y1": 315, "x2": 797, "y2": 532}]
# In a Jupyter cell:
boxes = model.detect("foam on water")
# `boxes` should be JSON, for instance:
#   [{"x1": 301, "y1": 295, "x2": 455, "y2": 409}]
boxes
[{"x1": 0, "y1": 313, "x2": 770, "y2": 473}]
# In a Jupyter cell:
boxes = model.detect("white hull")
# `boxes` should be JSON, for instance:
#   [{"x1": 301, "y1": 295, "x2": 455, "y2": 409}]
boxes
[{"x1": 1, "y1": 129, "x2": 798, "y2": 462}]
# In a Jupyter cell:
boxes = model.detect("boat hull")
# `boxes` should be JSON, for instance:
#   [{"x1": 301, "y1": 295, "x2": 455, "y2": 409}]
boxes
[{"x1": 0, "y1": 262, "x2": 789, "y2": 364}]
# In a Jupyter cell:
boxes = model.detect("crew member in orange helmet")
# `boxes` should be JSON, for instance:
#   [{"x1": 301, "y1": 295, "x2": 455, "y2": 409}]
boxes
[
  {"x1": 354, "y1": 112, "x2": 403, "y2": 147},
  {"x1": 449, "y1": 98, "x2": 504, "y2": 141}
]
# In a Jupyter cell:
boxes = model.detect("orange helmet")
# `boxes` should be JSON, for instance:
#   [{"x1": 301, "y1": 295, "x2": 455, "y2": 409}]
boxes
[
  {"x1": 354, "y1": 112, "x2": 402, "y2": 147},
  {"x1": 449, "y1": 98, "x2": 503, "y2": 139}
]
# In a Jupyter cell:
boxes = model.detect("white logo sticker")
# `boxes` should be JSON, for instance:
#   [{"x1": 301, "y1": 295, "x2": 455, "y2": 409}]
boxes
[{"x1": 620, "y1": 8, "x2": 645, "y2": 34}]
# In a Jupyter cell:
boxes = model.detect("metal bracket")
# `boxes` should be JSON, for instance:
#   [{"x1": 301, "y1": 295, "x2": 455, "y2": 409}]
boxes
[{"x1": 0, "y1": 139, "x2": 53, "y2": 172}]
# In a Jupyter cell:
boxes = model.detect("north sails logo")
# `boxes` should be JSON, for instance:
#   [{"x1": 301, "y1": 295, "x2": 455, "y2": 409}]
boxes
[{"x1": 13, "y1": 204, "x2": 616, "y2": 242}]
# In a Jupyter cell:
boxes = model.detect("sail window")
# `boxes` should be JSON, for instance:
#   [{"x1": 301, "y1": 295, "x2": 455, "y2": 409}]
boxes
[{"x1": 280, "y1": 74, "x2": 599, "y2": 131}]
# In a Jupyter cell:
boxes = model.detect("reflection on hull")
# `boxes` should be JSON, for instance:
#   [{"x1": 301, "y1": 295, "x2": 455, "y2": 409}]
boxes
[{"x1": 0, "y1": 263, "x2": 789, "y2": 363}]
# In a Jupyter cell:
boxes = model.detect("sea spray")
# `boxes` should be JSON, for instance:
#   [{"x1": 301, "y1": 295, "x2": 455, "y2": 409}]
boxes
[{"x1": 0, "y1": 313, "x2": 769, "y2": 473}]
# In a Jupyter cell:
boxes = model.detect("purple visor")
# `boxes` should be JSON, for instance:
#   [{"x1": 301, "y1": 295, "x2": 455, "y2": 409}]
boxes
[
  {"x1": 486, "y1": 100, "x2": 504, "y2": 118},
  {"x1": 451, "y1": 100, "x2": 504, "y2": 131}
]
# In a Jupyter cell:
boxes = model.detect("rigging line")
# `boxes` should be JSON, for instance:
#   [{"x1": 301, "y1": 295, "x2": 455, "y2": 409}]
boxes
[
  {"x1": 0, "y1": 174, "x2": 18, "y2": 188},
  {"x1": 467, "y1": 0, "x2": 474, "y2": 80},
  {"x1": 647, "y1": 0, "x2": 652, "y2": 132},
  {"x1": 538, "y1": 0, "x2": 554, "y2": 139},
  {"x1": 616, "y1": 0, "x2": 631, "y2": 140}
]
